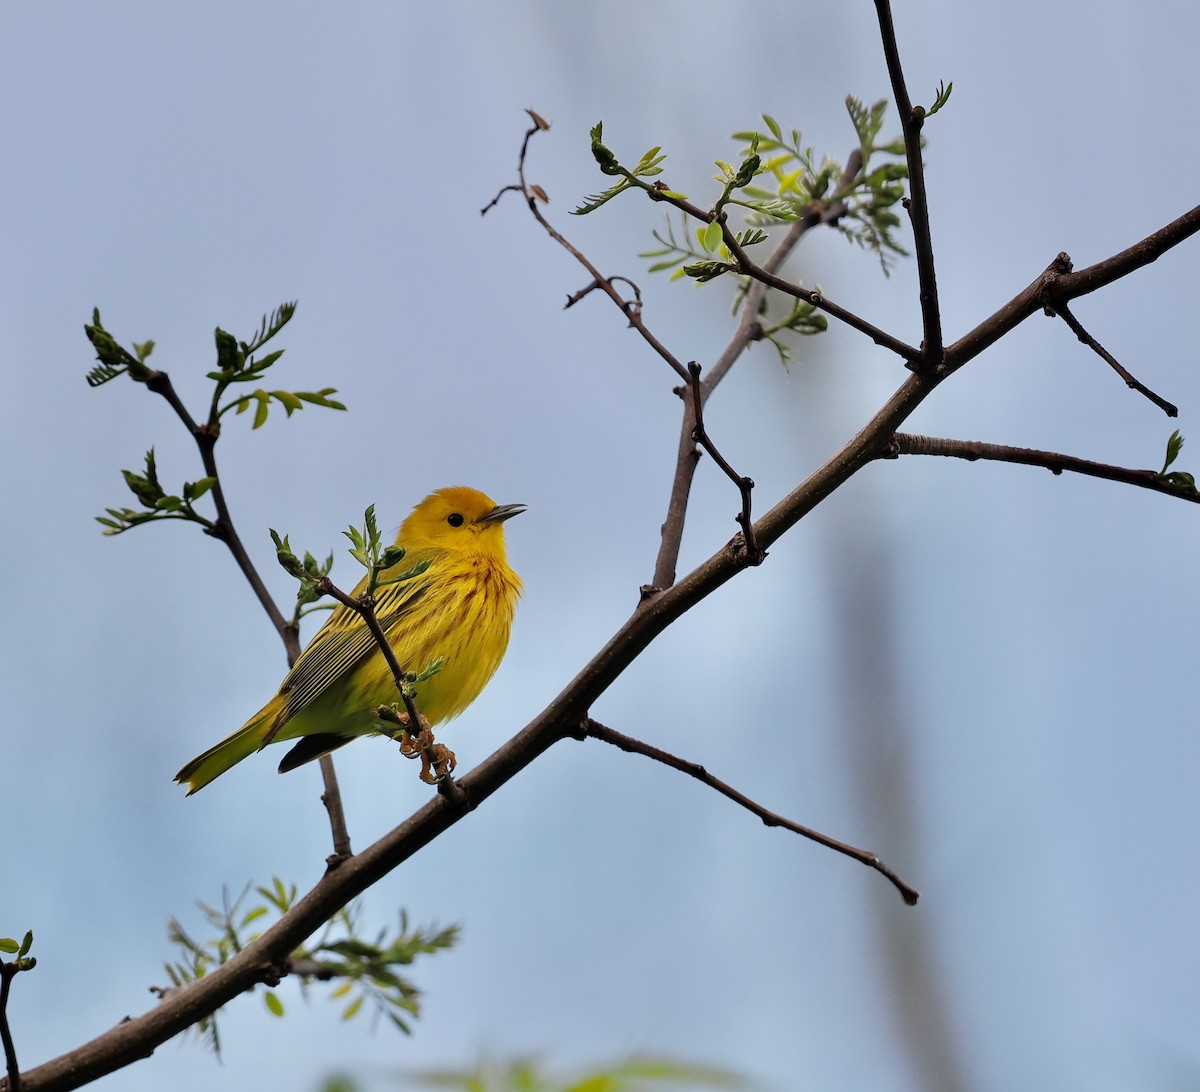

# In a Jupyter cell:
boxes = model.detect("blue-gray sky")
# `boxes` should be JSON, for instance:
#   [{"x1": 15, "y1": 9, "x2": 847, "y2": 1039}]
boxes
[{"x1": 2, "y1": 3, "x2": 1197, "y2": 1090}]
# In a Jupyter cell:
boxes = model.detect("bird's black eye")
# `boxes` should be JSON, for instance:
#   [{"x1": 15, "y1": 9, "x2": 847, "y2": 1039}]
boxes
[{"x1": 447, "y1": 513, "x2": 465, "y2": 527}]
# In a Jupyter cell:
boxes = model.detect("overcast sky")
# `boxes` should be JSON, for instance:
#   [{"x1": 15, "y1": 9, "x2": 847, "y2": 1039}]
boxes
[{"x1": 2, "y1": 3, "x2": 1197, "y2": 1091}]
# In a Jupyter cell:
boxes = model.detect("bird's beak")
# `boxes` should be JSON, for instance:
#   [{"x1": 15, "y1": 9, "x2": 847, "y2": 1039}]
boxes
[{"x1": 479, "y1": 502, "x2": 526, "y2": 525}]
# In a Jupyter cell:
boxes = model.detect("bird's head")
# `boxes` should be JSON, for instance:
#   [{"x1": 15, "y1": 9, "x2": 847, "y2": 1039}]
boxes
[{"x1": 398, "y1": 486, "x2": 525, "y2": 556}]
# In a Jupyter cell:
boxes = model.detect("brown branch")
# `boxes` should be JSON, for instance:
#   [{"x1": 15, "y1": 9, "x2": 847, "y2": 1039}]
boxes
[
  {"x1": 141, "y1": 369, "x2": 352, "y2": 859},
  {"x1": 11, "y1": 363, "x2": 942, "y2": 1092},
  {"x1": 686, "y1": 362, "x2": 764, "y2": 564},
  {"x1": 583, "y1": 718, "x2": 919, "y2": 905},
  {"x1": 637, "y1": 183, "x2": 921, "y2": 362},
  {"x1": 651, "y1": 151, "x2": 866, "y2": 591},
  {"x1": 481, "y1": 117, "x2": 690, "y2": 384},
  {"x1": 874, "y1": 0, "x2": 942, "y2": 364},
  {"x1": 0, "y1": 964, "x2": 20, "y2": 1092},
  {"x1": 1053, "y1": 302, "x2": 1177, "y2": 417},
  {"x1": 316, "y1": 579, "x2": 468, "y2": 806},
  {"x1": 885, "y1": 432, "x2": 1200, "y2": 503}
]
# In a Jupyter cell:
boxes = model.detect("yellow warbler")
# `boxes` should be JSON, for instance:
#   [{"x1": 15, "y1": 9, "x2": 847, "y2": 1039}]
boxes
[{"x1": 176, "y1": 486, "x2": 523, "y2": 793}]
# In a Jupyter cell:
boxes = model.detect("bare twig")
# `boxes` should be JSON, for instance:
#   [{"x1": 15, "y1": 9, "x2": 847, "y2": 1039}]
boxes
[
  {"x1": 873, "y1": 0, "x2": 942, "y2": 364},
  {"x1": 885, "y1": 432, "x2": 1199, "y2": 502},
  {"x1": 583, "y1": 718, "x2": 919, "y2": 905},
  {"x1": 1052, "y1": 302, "x2": 1177, "y2": 417},
  {"x1": 686, "y1": 362, "x2": 764, "y2": 564},
  {"x1": 482, "y1": 117, "x2": 690, "y2": 383},
  {"x1": 0, "y1": 964, "x2": 20, "y2": 1092}
]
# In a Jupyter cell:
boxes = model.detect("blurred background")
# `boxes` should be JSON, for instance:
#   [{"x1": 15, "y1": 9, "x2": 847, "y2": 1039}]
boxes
[{"x1": 2, "y1": 2, "x2": 1197, "y2": 1089}]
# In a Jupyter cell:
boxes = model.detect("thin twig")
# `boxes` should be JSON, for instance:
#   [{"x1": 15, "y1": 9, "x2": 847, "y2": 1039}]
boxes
[
  {"x1": 482, "y1": 118, "x2": 691, "y2": 383},
  {"x1": 1053, "y1": 302, "x2": 1177, "y2": 417},
  {"x1": 686, "y1": 362, "x2": 764, "y2": 564},
  {"x1": 651, "y1": 151, "x2": 865, "y2": 591},
  {"x1": 885, "y1": 432, "x2": 1199, "y2": 502},
  {"x1": 0, "y1": 965, "x2": 19, "y2": 1092},
  {"x1": 643, "y1": 185, "x2": 921, "y2": 363},
  {"x1": 582, "y1": 718, "x2": 919, "y2": 905},
  {"x1": 873, "y1": 0, "x2": 942, "y2": 364},
  {"x1": 317, "y1": 579, "x2": 469, "y2": 808}
]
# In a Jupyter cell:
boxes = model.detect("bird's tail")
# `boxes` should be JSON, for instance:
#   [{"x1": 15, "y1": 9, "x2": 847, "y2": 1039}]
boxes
[{"x1": 175, "y1": 711, "x2": 272, "y2": 795}]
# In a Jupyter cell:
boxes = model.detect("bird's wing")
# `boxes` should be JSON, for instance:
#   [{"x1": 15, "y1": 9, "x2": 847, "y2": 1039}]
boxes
[{"x1": 273, "y1": 569, "x2": 434, "y2": 723}]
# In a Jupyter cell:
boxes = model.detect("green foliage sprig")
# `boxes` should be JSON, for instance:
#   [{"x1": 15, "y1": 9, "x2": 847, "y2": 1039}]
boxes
[
  {"x1": 0, "y1": 932, "x2": 35, "y2": 972},
  {"x1": 162, "y1": 880, "x2": 457, "y2": 1055},
  {"x1": 572, "y1": 123, "x2": 687, "y2": 214},
  {"x1": 88, "y1": 303, "x2": 346, "y2": 534},
  {"x1": 734, "y1": 97, "x2": 910, "y2": 271},
  {"x1": 1157, "y1": 429, "x2": 1197, "y2": 494},
  {"x1": 97, "y1": 448, "x2": 217, "y2": 535}
]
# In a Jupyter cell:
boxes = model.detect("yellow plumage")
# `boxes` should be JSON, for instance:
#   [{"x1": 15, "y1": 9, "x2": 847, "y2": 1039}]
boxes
[{"x1": 176, "y1": 486, "x2": 523, "y2": 793}]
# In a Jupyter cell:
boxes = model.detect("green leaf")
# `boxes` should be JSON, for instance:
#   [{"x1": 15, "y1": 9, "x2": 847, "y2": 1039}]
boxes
[
  {"x1": 927, "y1": 79, "x2": 954, "y2": 116},
  {"x1": 272, "y1": 390, "x2": 304, "y2": 415},
  {"x1": 572, "y1": 179, "x2": 630, "y2": 215},
  {"x1": 683, "y1": 259, "x2": 735, "y2": 283},
  {"x1": 214, "y1": 327, "x2": 242, "y2": 373},
  {"x1": 242, "y1": 302, "x2": 298, "y2": 355},
  {"x1": 341, "y1": 996, "x2": 364, "y2": 1021},
  {"x1": 296, "y1": 388, "x2": 347, "y2": 411},
  {"x1": 187, "y1": 477, "x2": 217, "y2": 501},
  {"x1": 700, "y1": 220, "x2": 723, "y2": 252},
  {"x1": 762, "y1": 113, "x2": 783, "y2": 141},
  {"x1": 252, "y1": 393, "x2": 269, "y2": 429},
  {"x1": 1161, "y1": 429, "x2": 1185, "y2": 474},
  {"x1": 264, "y1": 990, "x2": 285, "y2": 1017},
  {"x1": 0, "y1": 938, "x2": 18, "y2": 954}
]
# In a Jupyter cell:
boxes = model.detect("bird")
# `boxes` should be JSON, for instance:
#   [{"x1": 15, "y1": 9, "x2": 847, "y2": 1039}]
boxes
[{"x1": 175, "y1": 486, "x2": 524, "y2": 793}]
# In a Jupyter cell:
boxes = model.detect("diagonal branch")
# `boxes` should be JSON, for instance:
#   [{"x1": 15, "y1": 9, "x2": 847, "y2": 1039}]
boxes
[
  {"x1": 482, "y1": 116, "x2": 690, "y2": 384},
  {"x1": 1053, "y1": 302, "x2": 1177, "y2": 417},
  {"x1": 583, "y1": 718, "x2": 919, "y2": 905},
  {"x1": 9, "y1": 363, "x2": 939, "y2": 1092},
  {"x1": 885, "y1": 432, "x2": 1199, "y2": 502}
]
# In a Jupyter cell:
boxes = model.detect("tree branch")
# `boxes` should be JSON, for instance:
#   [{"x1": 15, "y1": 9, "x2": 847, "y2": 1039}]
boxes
[
  {"x1": 11, "y1": 360, "x2": 942, "y2": 1092},
  {"x1": 885, "y1": 432, "x2": 1200, "y2": 502},
  {"x1": 0, "y1": 966, "x2": 20, "y2": 1092},
  {"x1": 582, "y1": 718, "x2": 919, "y2": 905},
  {"x1": 685, "y1": 362, "x2": 764, "y2": 565},
  {"x1": 1053, "y1": 302, "x2": 1177, "y2": 417},
  {"x1": 316, "y1": 579, "x2": 468, "y2": 804},
  {"x1": 141, "y1": 369, "x2": 352, "y2": 860},
  {"x1": 873, "y1": 0, "x2": 943, "y2": 364}
]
